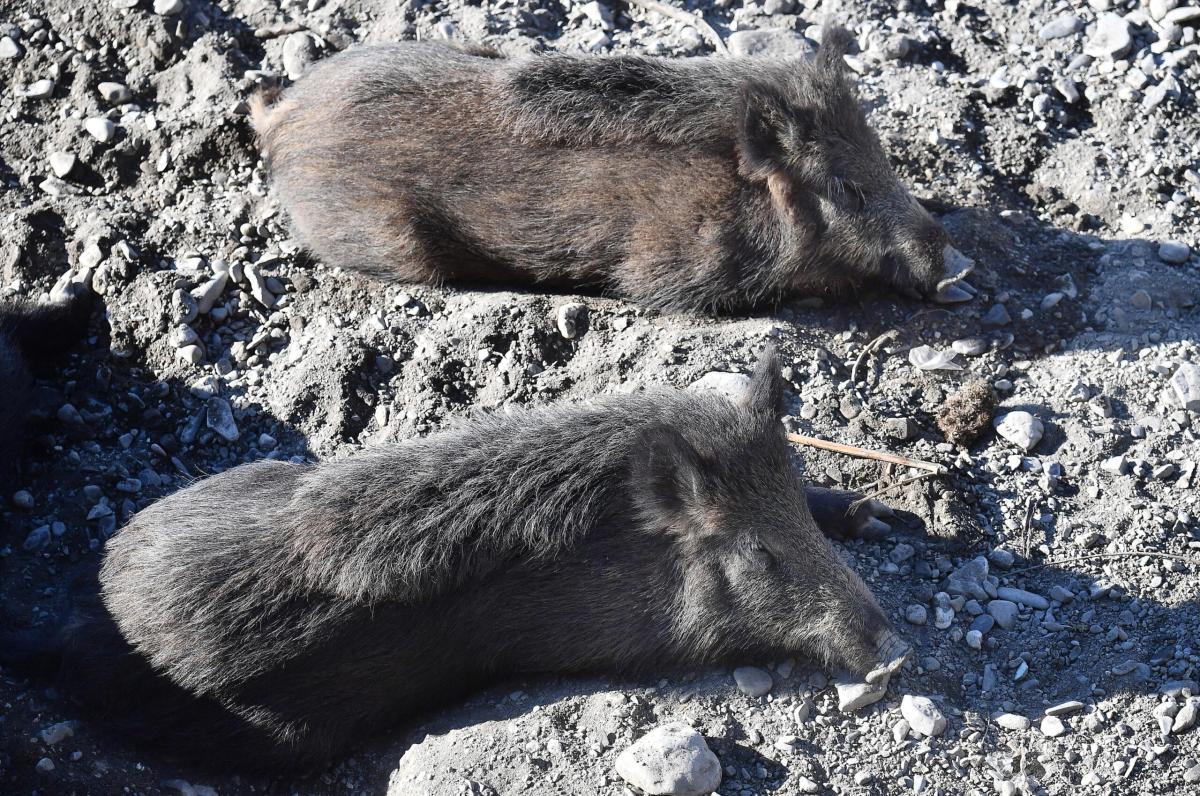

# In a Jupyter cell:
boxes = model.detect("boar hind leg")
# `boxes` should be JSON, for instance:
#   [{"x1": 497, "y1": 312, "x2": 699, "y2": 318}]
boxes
[{"x1": 805, "y1": 487, "x2": 895, "y2": 540}]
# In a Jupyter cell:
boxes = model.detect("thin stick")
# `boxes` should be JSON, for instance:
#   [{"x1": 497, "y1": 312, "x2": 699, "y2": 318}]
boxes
[
  {"x1": 254, "y1": 22, "x2": 306, "y2": 39},
  {"x1": 787, "y1": 433, "x2": 945, "y2": 473},
  {"x1": 850, "y1": 329, "x2": 899, "y2": 385},
  {"x1": 624, "y1": 0, "x2": 730, "y2": 55},
  {"x1": 849, "y1": 470, "x2": 941, "y2": 511},
  {"x1": 1022, "y1": 499, "x2": 1035, "y2": 558},
  {"x1": 1013, "y1": 551, "x2": 1193, "y2": 573}
]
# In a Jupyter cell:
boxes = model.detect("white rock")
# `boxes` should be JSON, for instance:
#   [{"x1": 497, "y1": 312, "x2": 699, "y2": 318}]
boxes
[
  {"x1": 1040, "y1": 715, "x2": 1067, "y2": 737},
  {"x1": 191, "y1": 273, "x2": 229, "y2": 314},
  {"x1": 614, "y1": 723, "x2": 722, "y2": 796},
  {"x1": 84, "y1": 117, "x2": 116, "y2": 143},
  {"x1": 733, "y1": 666, "x2": 773, "y2": 697},
  {"x1": 994, "y1": 411, "x2": 1043, "y2": 452},
  {"x1": 0, "y1": 36, "x2": 22, "y2": 59},
  {"x1": 153, "y1": 0, "x2": 185, "y2": 14},
  {"x1": 1170, "y1": 363, "x2": 1200, "y2": 411},
  {"x1": 909, "y1": 345, "x2": 963, "y2": 371},
  {"x1": 97, "y1": 81, "x2": 132, "y2": 104},
  {"x1": 1085, "y1": 13, "x2": 1133, "y2": 58},
  {"x1": 48, "y1": 151, "x2": 75, "y2": 178},
  {"x1": 901, "y1": 695, "x2": 947, "y2": 737},
  {"x1": 1173, "y1": 699, "x2": 1198, "y2": 733},
  {"x1": 556, "y1": 302, "x2": 588, "y2": 339},
  {"x1": 690, "y1": 371, "x2": 750, "y2": 399},
  {"x1": 993, "y1": 712, "x2": 1031, "y2": 730},
  {"x1": 1045, "y1": 700, "x2": 1085, "y2": 717},
  {"x1": 24, "y1": 78, "x2": 54, "y2": 99},
  {"x1": 836, "y1": 673, "x2": 889, "y2": 712}
]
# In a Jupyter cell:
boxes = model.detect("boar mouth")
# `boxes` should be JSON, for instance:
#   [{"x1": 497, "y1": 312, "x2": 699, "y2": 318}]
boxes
[
  {"x1": 931, "y1": 245, "x2": 976, "y2": 304},
  {"x1": 864, "y1": 629, "x2": 911, "y2": 684}
]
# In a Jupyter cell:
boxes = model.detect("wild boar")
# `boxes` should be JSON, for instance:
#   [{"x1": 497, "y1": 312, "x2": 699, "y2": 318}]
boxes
[
  {"x1": 251, "y1": 28, "x2": 975, "y2": 314},
  {"x1": 2, "y1": 347, "x2": 908, "y2": 771},
  {"x1": 0, "y1": 273, "x2": 92, "y2": 489}
]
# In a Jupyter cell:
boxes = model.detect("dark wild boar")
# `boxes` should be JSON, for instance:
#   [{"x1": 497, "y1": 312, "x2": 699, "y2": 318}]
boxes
[
  {"x1": 0, "y1": 273, "x2": 92, "y2": 490},
  {"x1": 2, "y1": 347, "x2": 909, "y2": 771},
  {"x1": 251, "y1": 28, "x2": 975, "y2": 313}
]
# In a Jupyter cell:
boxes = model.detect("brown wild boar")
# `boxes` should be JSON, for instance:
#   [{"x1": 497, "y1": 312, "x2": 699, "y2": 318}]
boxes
[
  {"x1": 251, "y1": 29, "x2": 975, "y2": 313},
  {"x1": 1, "y1": 347, "x2": 909, "y2": 771}
]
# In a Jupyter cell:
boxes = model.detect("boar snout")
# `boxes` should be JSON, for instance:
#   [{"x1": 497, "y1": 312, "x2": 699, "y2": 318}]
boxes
[{"x1": 933, "y1": 245, "x2": 976, "y2": 304}]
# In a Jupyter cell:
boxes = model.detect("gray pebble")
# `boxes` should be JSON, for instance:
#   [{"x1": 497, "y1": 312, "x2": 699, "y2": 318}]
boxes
[{"x1": 732, "y1": 666, "x2": 773, "y2": 697}]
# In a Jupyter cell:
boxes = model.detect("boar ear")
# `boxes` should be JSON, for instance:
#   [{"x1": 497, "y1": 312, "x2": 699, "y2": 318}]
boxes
[
  {"x1": 632, "y1": 425, "x2": 708, "y2": 523},
  {"x1": 742, "y1": 344, "x2": 786, "y2": 418},
  {"x1": 817, "y1": 24, "x2": 855, "y2": 73},
  {"x1": 737, "y1": 84, "x2": 812, "y2": 179}
]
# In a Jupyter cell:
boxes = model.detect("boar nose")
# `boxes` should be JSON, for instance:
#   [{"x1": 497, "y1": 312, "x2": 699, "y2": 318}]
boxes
[
  {"x1": 864, "y1": 628, "x2": 911, "y2": 684},
  {"x1": 932, "y1": 245, "x2": 977, "y2": 304}
]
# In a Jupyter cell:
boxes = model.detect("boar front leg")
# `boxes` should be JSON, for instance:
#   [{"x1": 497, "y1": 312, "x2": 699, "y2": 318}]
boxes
[{"x1": 805, "y1": 487, "x2": 895, "y2": 540}]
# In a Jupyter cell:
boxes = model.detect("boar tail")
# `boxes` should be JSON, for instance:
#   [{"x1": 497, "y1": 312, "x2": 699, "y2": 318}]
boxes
[{"x1": 249, "y1": 84, "x2": 285, "y2": 138}]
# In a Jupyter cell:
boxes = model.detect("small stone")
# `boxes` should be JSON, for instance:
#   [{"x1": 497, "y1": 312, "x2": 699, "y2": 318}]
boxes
[
  {"x1": 97, "y1": 82, "x2": 132, "y2": 104},
  {"x1": 995, "y1": 587, "x2": 1050, "y2": 610},
  {"x1": 1169, "y1": 364, "x2": 1200, "y2": 411},
  {"x1": 282, "y1": 32, "x2": 317, "y2": 80},
  {"x1": 905, "y1": 604, "x2": 928, "y2": 625},
  {"x1": 1173, "y1": 700, "x2": 1198, "y2": 733},
  {"x1": 901, "y1": 695, "x2": 947, "y2": 737},
  {"x1": 48, "y1": 151, "x2": 75, "y2": 178},
  {"x1": 1085, "y1": 14, "x2": 1133, "y2": 59},
  {"x1": 40, "y1": 722, "x2": 74, "y2": 745},
  {"x1": 244, "y1": 262, "x2": 276, "y2": 308},
  {"x1": 966, "y1": 629, "x2": 983, "y2": 649},
  {"x1": 614, "y1": 723, "x2": 722, "y2": 796},
  {"x1": 690, "y1": 372, "x2": 750, "y2": 399},
  {"x1": 35, "y1": 758, "x2": 54, "y2": 773},
  {"x1": 994, "y1": 411, "x2": 1043, "y2": 452},
  {"x1": 979, "y1": 306, "x2": 1008, "y2": 328},
  {"x1": 1039, "y1": 14, "x2": 1083, "y2": 39},
  {"x1": 23, "y1": 525, "x2": 51, "y2": 551},
  {"x1": 84, "y1": 117, "x2": 116, "y2": 143},
  {"x1": 178, "y1": 344, "x2": 204, "y2": 365},
  {"x1": 153, "y1": 0, "x2": 185, "y2": 14},
  {"x1": 0, "y1": 36, "x2": 22, "y2": 59},
  {"x1": 1159, "y1": 241, "x2": 1191, "y2": 263},
  {"x1": 733, "y1": 666, "x2": 773, "y2": 697},
  {"x1": 987, "y1": 599, "x2": 1019, "y2": 630},
  {"x1": 945, "y1": 556, "x2": 989, "y2": 601},
  {"x1": 191, "y1": 273, "x2": 230, "y2": 314},
  {"x1": 24, "y1": 78, "x2": 54, "y2": 99},
  {"x1": 556, "y1": 302, "x2": 588, "y2": 339},
  {"x1": 206, "y1": 398, "x2": 240, "y2": 442},
  {"x1": 994, "y1": 712, "x2": 1031, "y2": 730},
  {"x1": 951, "y1": 337, "x2": 988, "y2": 356},
  {"x1": 836, "y1": 673, "x2": 888, "y2": 712},
  {"x1": 1040, "y1": 715, "x2": 1067, "y2": 737},
  {"x1": 12, "y1": 490, "x2": 34, "y2": 509},
  {"x1": 1101, "y1": 454, "x2": 1131, "y2": 475},
  {"x1": 1130, "y1": 289, "x2": 1152, "y2": 310},
  {"x1": 1045, "y1": 701, "x2": 1085, "y2": 717}
]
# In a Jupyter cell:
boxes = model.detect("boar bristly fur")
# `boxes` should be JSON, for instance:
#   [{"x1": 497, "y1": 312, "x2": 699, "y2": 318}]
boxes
[
  {"x1": 252, "y1": 29, "x2": 958, "y2": 313},
  {"x1": 5, "y1": 348, "x2": 902, "y2": 771}
]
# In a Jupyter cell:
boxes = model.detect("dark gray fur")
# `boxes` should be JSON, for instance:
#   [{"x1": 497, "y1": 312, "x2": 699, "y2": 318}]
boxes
[
  {"x1": 8, "y1": 348, "x2": 901, "y2": 771},
  {"x1": 252, "y1": 28, "x2": 953, "y2": 313}
]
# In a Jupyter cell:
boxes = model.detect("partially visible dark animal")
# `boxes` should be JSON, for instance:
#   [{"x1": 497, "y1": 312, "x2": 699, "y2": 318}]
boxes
[
  {"x1": 1, "y1": 347, "x2": 909, "y2": 772},
  {"x1": 0, "y1": 285, "x2": 92, "y2": 490},
  {"x1": 251, "y1": 28, "x2": 974, "y2": 313}
]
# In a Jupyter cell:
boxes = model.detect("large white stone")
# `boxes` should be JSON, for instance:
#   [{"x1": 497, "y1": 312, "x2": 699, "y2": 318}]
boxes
[
  {"x1": 614, "y1": 723, "x2": 722, "y2": 796},
  {"x1": 901, "y1": 695, "x2": 947, "y2": 737}
]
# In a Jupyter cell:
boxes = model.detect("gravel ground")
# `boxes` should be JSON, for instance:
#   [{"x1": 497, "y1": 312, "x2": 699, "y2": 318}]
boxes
[{"x1": 2, "y1": 0, "x2": 1200, "y2": 794}]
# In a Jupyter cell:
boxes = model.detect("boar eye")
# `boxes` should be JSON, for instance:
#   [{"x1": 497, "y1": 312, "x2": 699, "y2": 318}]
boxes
[{"x1": 745, "y1": 542, "x2": 776, "y2": 571}]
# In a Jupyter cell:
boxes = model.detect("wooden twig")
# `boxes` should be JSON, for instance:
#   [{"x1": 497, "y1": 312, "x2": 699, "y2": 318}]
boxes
[
  {"x1": 1021, "y1": 498, "x2": 1035, "y2": 558},
  {"x1": 849, "y1": 470, "x2": 942, "y2": 511},
  {"x1": 1013, "y1": 551, "x2": 1194, "y2": 573},
  {"x1": 850, "y1": 329, "x2": 899, "y2": 385},
  {"x1": 624, "y1": 0, "x2": 729, "y2": 55},
  {"x1": 787, "y1": 433, "x2": 945, "y2": 473}
]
